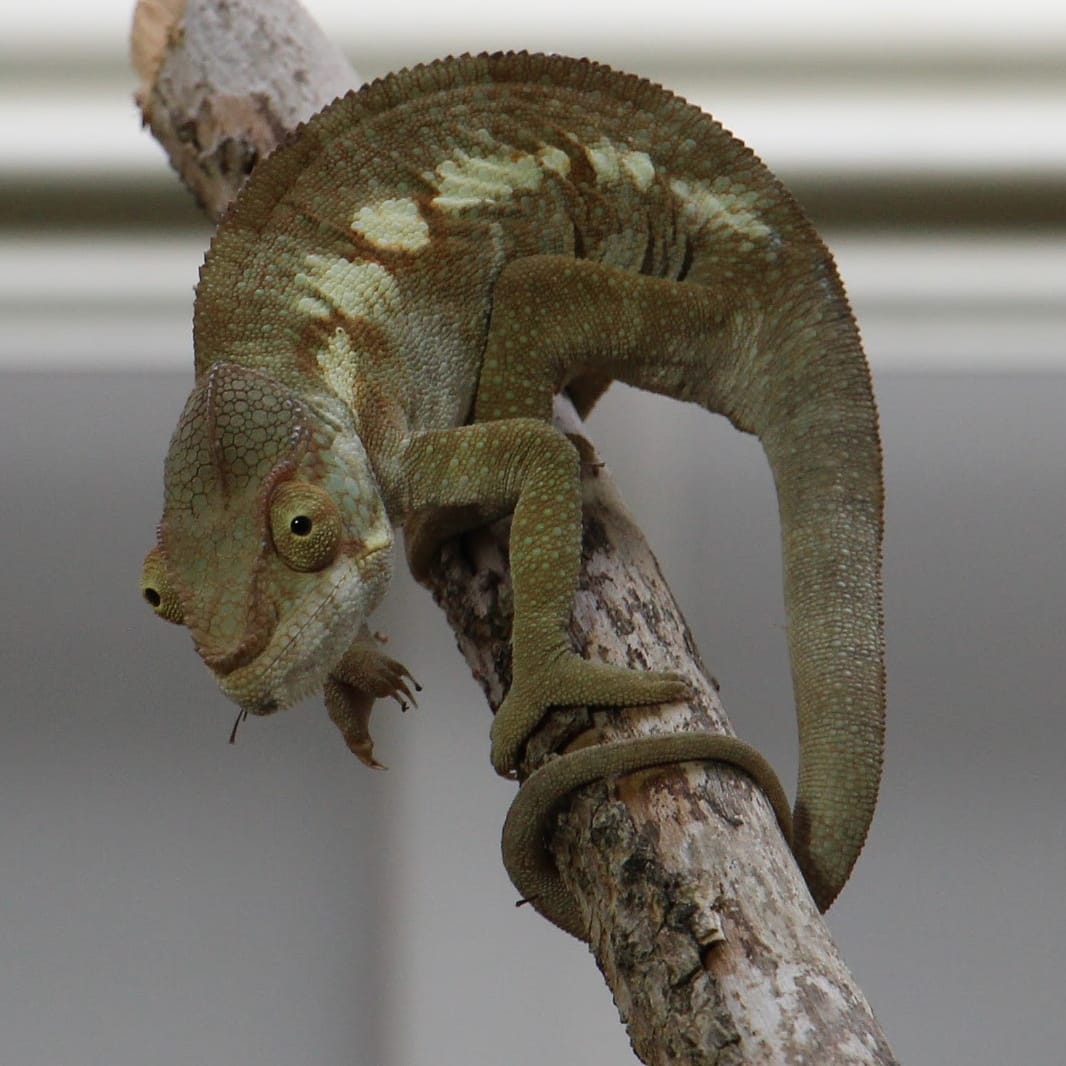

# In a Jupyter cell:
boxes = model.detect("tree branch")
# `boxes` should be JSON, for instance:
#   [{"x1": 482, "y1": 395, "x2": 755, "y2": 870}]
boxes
[{"x1": 131, "y1": 1, "x2": 898, "y2": 1061}]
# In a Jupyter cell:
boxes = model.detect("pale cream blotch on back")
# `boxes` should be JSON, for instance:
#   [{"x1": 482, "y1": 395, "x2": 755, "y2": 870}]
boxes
[
  {"x1": 294, "y1": 255, "x2": 400, "y2": 321},
  {"x1": 429, "y1": 146, "x2": 546, "y2": 212},
  {"x1": 290, "y1": 253, "x2": 403, "y2": 402},
  {"x1": 669, "y1": 175, "x2": 774, "y2": 247},
  {"x1": 142, "y1": 363, "x2": 393, "y2": 713},
  {"x1": 350, "y1": 198, "x2": 431, "y2": 253},
  {"x1": 582, "y1": 137, "x2": 656, "y2": 191},
  {"x1": 425, "y1": 136, "x2": 655, "y2": 214}
]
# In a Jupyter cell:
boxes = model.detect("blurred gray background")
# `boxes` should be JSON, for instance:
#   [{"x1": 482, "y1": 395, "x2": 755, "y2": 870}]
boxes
[{"x1": 2, "y1": 2, "x2": 1064, "y2": 1064}]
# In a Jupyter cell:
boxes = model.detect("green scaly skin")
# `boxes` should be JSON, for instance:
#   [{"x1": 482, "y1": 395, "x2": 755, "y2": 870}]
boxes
[{"x1": 140, "y1": 53, "x2": 885, "y2": 937}]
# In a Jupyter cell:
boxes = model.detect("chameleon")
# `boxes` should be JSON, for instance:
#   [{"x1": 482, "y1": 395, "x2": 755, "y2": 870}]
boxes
[{"x1": 139, "y1": 52, "x2": 884, "y2": 939}]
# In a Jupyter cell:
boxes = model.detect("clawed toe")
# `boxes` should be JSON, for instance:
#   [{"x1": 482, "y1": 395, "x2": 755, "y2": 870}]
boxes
[{"x1": 325, "y1": 628, "x2": 422, "y2": 766}]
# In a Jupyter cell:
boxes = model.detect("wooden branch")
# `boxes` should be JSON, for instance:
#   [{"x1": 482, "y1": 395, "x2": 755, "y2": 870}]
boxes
[
  {"x1": 132, "y1": 0, "x2": 356, "y2": 218},
  {"x1": 130, "y1": 2, "x2": 898, "y2": 1061}
]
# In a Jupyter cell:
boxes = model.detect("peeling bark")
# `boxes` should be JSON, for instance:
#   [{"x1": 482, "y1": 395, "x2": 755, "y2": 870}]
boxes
[{"x1": 130, "y1": 2, "x2": 898, "y2": 1061}]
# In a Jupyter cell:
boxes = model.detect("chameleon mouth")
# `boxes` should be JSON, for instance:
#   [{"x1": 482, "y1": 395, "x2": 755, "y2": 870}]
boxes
[
  {"x1": 245, "y1": 698, "x2": 280, "y2": 716},
  {"x1": 199, "y1": 630, "x2": 274, "y2": 676},
  {"x1": 205, "y1": 541, "x2": 394, "y2": 724},
  {"x1": 213, "y1": 545, "x2": 391, "y2": 713},
  {"x1": 195, "y1": 597, "x2": 280, "y2": 677},
  {"x1": 218, "y1": 652, "x2": 331, "y2": 717}
]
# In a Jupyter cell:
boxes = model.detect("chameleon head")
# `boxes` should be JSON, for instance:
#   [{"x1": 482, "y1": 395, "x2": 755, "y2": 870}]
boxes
[{"x1": 139, "y1": 362, "x2": 393, "y2": 714}]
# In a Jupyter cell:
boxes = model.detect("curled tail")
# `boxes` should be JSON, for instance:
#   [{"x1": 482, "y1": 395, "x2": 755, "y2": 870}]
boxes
[
  {"x1": 572, "y1": 248, "x2": 885, "y2": 909},
  {"x1": 483, "y1": 249, "x2": 885, "y2": 910},
  {"x1": 712, "y1": 274, "x2": 885, "y2": 910}
]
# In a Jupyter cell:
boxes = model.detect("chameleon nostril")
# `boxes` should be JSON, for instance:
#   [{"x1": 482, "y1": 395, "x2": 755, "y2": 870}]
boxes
[{"x1": 144, "y1": 587, "x2": 162, "y2": 608}]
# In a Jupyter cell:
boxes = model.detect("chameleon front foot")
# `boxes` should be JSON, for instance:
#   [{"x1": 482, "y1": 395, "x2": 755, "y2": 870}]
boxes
[
  {"x1": 490, "y1": 654, "x2": 689, "y2": 776},
  {"x1": 325, "y1": 628, "x2": 420, "y2": 768}
]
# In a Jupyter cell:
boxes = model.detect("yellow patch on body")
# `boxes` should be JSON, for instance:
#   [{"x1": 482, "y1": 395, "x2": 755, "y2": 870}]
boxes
[
  {"x1": 315, "y1": 328, "x2": 359, "y2": 400},
  {"x1": 350, "y1": 198, "x2": 431, "y2": 252},
  {"x1": 669, "y1": 177, "x2": 772, "y2": 241},
  {"x1": 583, "y1": 139, "x2": 656, "y2": 192},
  {"x1": 430, "y1": 147, "x2": 544, "y2": 211},
  {"x1": 294, "y1": 256, "x2": 399, "y2": 321}
]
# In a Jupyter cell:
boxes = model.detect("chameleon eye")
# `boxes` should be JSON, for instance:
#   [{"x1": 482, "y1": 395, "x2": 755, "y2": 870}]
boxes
[
  {"x1": 140, "y1": 546, "x2": 185, "y2": 625},
  {"x1": 270, "y1": 482, "x2": 341, "y2": 572}
]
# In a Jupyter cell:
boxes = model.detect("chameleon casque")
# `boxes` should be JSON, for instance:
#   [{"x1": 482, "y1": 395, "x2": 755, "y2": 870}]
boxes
[{"x1": 140, "y1": 52, "x2": 884, "y2": 939}]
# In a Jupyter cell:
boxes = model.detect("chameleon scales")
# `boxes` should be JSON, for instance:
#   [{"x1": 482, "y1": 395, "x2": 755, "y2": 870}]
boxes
[{"x1": 140, "y1": 52, "x2": 884, "y2": 939}]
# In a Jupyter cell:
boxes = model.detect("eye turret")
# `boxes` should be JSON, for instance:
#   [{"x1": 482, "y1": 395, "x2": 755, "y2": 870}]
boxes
[
  {"x1": 269, "y1": 482, "x2": 342, "y2": 572},
  {"x1": 140, "y1": 546, "x2": 185, "y2": 624}
]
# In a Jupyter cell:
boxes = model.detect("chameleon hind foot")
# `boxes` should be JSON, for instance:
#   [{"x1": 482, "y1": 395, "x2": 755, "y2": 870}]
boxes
[{"x1": 490, "y1": 654, "x2": 689, "y2": 776}]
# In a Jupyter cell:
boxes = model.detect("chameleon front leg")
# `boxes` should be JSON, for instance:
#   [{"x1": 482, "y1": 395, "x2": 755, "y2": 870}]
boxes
[
  {"x1": 401, "y1": 421, "x2": 689, "y2": 776},
  {"x1": 472, "y1": 255, "x2": 730, "y2": 424},
  {"x1": 324, "y1": 625, "x2": 420, "y2": 769}
]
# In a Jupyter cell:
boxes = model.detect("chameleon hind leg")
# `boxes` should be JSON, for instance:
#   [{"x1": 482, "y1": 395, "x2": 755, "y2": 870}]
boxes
[
  {"x1": 473, "y1": 255, "x2": 737, "y2": 425},
  {"x1": 453, "y1": 257, "x2": 749, "y2": 777},
  {"x1": 400, "y1": 420, "x2": 688, "y2": 777},
  {"x1": 475, "y1": 254, "x2": 885, "y2": 913}
]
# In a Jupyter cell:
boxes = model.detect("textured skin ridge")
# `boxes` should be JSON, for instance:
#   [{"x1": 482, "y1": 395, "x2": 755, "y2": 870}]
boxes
[{"x1": 144, "y1": 52, "x2": 885, "y2": 937}]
